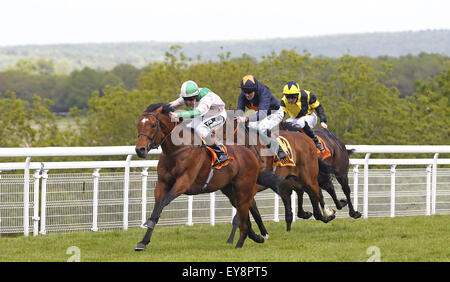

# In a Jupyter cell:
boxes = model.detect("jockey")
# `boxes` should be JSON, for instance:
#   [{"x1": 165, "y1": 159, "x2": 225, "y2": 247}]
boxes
[
  {"x1": 235, "y1": 74, "x2": 287, "y2": 162},
  {"x1": 168, "y1": 80, "x2": 229, "y2": 166},
  {"x1": 280, "y1": 81, "x2": 328, "y2": 151}
]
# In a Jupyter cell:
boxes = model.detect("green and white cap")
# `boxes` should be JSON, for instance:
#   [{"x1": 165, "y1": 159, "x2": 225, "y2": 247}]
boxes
[{"x1": 180, "y1": 80, "x2": 200, "y2": 98}]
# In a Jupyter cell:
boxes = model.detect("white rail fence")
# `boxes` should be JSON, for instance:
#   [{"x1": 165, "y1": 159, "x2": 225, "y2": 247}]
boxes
[{"x1": 0, "y1": 145, "x2": 449, "y2": 237}]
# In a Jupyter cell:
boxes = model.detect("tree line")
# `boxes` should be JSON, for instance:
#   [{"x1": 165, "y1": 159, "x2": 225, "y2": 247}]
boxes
[{"x1": 0, "y1": 46, "x2": 449, "y2": 149}]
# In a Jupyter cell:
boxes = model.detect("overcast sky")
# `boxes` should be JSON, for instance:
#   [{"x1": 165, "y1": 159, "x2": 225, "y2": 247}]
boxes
[{"x1": 1, "y1": 0, "x2": 449, "y2": 46}]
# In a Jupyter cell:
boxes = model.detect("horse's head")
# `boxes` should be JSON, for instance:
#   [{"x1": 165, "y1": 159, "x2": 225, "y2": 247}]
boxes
[{"x1": 135, "y1": 103, "x2": 175, "y2": 158}]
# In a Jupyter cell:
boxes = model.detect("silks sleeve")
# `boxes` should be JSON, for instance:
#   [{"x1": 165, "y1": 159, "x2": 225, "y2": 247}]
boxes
[{"x1": 177, "y1": 109, "x2": 202, "y2": 119}]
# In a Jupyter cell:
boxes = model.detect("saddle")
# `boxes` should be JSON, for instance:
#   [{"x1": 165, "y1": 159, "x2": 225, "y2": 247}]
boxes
[
  {"x1": 273, "y1": 136, "x2": 295, "y2": 167},
  {"x1": 200, "y1": 139, "x2": 234, "y2": 191},
  {"x1": 204, "y1": 143, "x2": 234, "y2": 169}
]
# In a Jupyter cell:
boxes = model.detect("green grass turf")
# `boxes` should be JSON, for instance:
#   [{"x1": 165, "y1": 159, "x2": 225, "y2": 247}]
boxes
[{"x1": 1, "y1": 215, "x2": 449, "y2": 262}]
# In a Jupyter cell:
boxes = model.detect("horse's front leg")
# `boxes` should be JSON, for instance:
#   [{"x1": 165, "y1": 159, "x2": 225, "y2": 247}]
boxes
[
  {"x1": 135, "y1": 177, "x2": 190, "y2": 251},
  {"x1": 135, "y1": 182, "x2": 174, "y2": 251}
]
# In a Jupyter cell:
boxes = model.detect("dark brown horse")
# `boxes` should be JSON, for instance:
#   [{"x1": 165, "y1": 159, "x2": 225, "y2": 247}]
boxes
[
  {"x1": 134, "y1": 103, "x2": 281, "y2": 250},
  {"x1": 280, "y1": 122, "x2": 362, "y2": 219},
  {"x1": 223, "y1": 116, "x2": 336, "y2": 243}
]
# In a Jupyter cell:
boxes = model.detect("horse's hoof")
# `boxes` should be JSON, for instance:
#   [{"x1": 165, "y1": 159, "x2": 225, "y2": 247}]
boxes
[
  {"x1": 351, "y1": 211, "x2": 362, "y2": 219},
  {"x1": 263, "y1": 234, "x2": 269, "y2": 241},
  {"x1": 255, "y1": 235, "x2": 265, "y2": 244},
  {"x1": 235, "y1": 243, "x2": 244, "y2": 249},
  {"x1": 322, "y1": 214, "x2": 336, "y2": 223},
  {"x1": 298, "y1": 211, "x2": 313, "y2": 219},
  {"x1": 226, "y1": 239, "x2": 233, "y2": 244},
  {"x1": 134, "y1": 242, "x2": 147, "y2": 251}
]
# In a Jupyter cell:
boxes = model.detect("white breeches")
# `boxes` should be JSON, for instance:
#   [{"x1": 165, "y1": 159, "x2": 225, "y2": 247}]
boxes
[
  {"x1": 285, "y1": 112, "x2": 318, "y2": 128},
  {"x1": 186, "y1": 109, "x2": 227, "y2": 139},
  {"x1": 248, "y1": 108, "x2": 285, "y2": 133}
]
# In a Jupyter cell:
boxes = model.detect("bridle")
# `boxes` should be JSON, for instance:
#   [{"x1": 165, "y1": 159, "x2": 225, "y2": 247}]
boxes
[{"x1": 138, "y1": 112, "x2": 172, "y2": 151}]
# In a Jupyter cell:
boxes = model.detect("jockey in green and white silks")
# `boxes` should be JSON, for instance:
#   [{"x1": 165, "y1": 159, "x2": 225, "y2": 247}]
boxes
[
  {"x1": 235, "y1": 75, "x2": 287, "y2": 162},
  {"x1": 168, "y1": 80, "x2": 229, "y2": 165}
]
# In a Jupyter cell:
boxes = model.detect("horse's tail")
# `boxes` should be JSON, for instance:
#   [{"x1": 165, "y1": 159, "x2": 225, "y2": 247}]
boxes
[
  {"x1": 318, "y1": 158, "x2": 334, "y2": 186},
  {"x1": 257, "y1": 170, "x2": 284, "y2": 194},
  {"x1": 346, "y1": 148, "x2": 356, "y2": 155}
]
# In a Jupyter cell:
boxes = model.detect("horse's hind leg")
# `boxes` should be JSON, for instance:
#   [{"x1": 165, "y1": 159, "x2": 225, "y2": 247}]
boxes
[
  {"x1": 234, "y1": 183, "x2": 264, "y2": 248},
  {"x1": 226, "y1": 201, "x2": 268, "y2": 244},
  {"x1": 305, "y1": 184, "x2": 335, "y2": 223},
  {"x1": 278, "y1": 187, "x2": 293, "y2": 232},
  {"x1": 226, "y1": 213, "x2": 239, "y2": 244},
  {"x1": 336, "y1": 174, "x2": 361, "y2": 218},
  {"x1": 249, "y1": 200, "x2": 269, "y2": 240},
  {"x1": 321, "y1": 178, "x2": 347, "y2": 210},
  {"x1": 246, "y1": 217, "x2": 265, "y2": 244},
  {"x1": 296, "y1": 189, "x2": 313, "y2": 219}
]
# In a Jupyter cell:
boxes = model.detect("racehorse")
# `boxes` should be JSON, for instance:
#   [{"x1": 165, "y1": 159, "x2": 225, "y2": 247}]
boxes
[
  {"x1": 280, "y1": 122, "x2": 362, "y2": 219},
  {"x1": 134, "y1": 103, "x2": 282, "y2": 250},
  {"x1": 223, "y1": 116, "x2": 336, "y2": 243}
]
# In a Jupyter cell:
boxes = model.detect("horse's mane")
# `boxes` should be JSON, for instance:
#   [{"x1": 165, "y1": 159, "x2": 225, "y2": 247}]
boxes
[{"x1": 145, "y1": 103, "x2": 174, "y2": 115}]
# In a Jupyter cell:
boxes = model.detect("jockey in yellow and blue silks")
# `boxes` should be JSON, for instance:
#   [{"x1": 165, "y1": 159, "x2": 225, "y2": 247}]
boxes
[
  {"x1": 280, "y1": 81, "x2": 328, "y2": 151},
  {"x1": 235, "y1": 74, "x2": 287, "y2": 162}
]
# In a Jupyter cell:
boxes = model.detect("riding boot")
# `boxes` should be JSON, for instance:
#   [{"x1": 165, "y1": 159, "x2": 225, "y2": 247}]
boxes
[
  {"x1": 303, "y1": 123, "x2": 324, "y2": 151},
  {"x1": 209, "y1": 143, "x2": 229, "y2": 166},
  {"x1": 273, "y1": 144, "x2": 288, "y2": 162},
  {"x1": 264, "y1": 129, "x2": 287, "y2": 162}
]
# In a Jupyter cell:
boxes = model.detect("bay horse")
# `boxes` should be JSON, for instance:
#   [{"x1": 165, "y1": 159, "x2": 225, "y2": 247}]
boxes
[
  {"x1": 134, "y1": 103, "x2": 282, "y2": 251},
  {"x1": 280, "y1": 122, "x2": 362, "y2": 219},
  {"x1": 223, "y1": 116, "x2": 336, "y2": 243}
]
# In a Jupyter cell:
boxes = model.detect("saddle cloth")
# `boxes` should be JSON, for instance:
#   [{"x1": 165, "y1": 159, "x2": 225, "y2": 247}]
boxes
[
  {"x1": 273, "y1": 136, "x2": 295, "y2": 167},
  {"x1": 316, "y1": 136, "x2": 331, "y2": 160}
]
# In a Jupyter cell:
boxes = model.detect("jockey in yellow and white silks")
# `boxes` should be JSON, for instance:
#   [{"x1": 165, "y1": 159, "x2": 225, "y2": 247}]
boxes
[
  {"x1": 168, "y1": 80, "x2": 229, "y2": 166},
  {"x1": 280, "y1": 81, "x2": 328, "y2": 151}
]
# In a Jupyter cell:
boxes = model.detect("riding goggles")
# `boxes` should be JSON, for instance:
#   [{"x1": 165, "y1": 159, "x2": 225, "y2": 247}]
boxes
[
  {"x1": 242, "y1": 88, "x2": 256, "y2": 94},
  {"x1": 182, "y1": 95, "x2": 198, "y2": 101},
  {"x1": 284, "y1": 94, "x2": 299, "y2": 100}
]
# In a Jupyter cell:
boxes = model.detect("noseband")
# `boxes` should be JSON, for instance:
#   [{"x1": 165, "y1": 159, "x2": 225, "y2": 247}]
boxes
[{"x1": 138, "y1": 112, "x2": 164, "y2": 151}]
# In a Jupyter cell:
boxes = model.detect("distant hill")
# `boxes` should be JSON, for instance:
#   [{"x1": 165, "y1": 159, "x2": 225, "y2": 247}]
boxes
[{"x1": 0, "y1": 30, "x2": 449, "y2": 72}]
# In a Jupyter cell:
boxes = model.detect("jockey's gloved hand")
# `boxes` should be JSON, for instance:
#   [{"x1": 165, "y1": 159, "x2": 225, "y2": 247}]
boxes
[{"x1": 235, "y1": 116, "x2": 248, "y2": 123}]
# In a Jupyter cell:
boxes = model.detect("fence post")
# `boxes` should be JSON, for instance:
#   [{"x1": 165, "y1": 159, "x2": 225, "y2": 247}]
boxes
[
  {"x1": 24, "y1": 157, "x2": 31, "y2": 236},
  {"x1": 274, "y1": 193, "x2": 280, "y2": 222},
  {"x1": 390, "y1": 165, "x2": 397, "y2": 218},
  {"x1": 231, "y1": 207, "x2": 236, "y2": 223},
  {"x1": 210, "y1": 192, "x2": 215, "y2": 226},
  {"x1": 187, "y1": 195, "x2": 193, "y2": 226},
  {"x1": 123, "y1": 155, "x2": 132, "y2": 230},
  {"x1": 141, "y1": 167, "x2": 148, "y2": 227},
  {"x1": 33, "y1": 169, "x2": 41, "y2": 236},
  {"x1": 39, "y1": 170, "x2": 48, "y2": 235},
  {"x1": 91, "y1": 168, "x2": 100, "y2": 232},
  {"x1": 431, "y1": 153, "x2": 439, "y2": 215},
  {"x1": 353, "y1": 165, "x2": 359, "y2": 211},
  {"x1": 426, "y1": 164, "x2": 432, "y2": 216},
  {"x1": 363, "y1": 153, "x2": 371, "y2": 219},
  {"x1": 291, "y1": 192, "x2": 296, "y2": 223}
]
